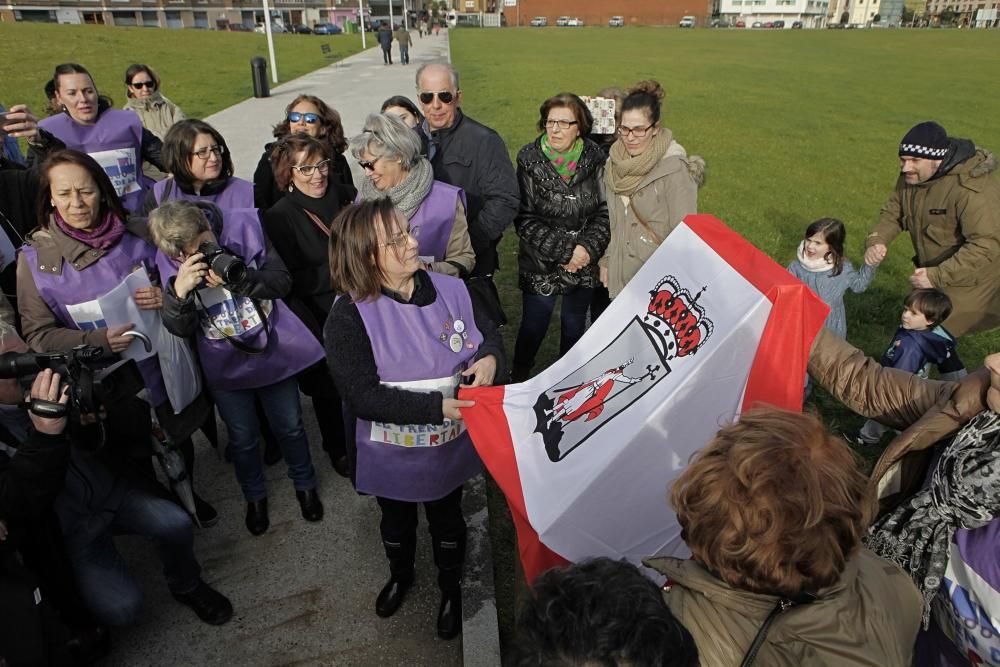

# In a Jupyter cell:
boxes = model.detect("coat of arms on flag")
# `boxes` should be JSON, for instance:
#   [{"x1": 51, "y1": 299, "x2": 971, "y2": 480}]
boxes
[{"x1": 460, "y1": 215, "x2": 829, "y2": 583}]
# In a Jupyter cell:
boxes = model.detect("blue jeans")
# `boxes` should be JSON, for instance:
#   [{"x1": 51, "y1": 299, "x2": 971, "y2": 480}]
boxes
[
  {"x1": 212, "y1": 376, "x2": 317, "y2": 502},
  {"x1": 64, "y1": 487, "x2": 201, "y2": 626},
  {"x1": 513, "y1": 287, "x2": 594, "y2": 374},
  {"x1": 400, "y1": 46, "x2": 409, "y2": 63}
]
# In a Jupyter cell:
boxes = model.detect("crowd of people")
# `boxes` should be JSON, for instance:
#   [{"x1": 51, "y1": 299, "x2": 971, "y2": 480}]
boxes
[{"x1": 0, "y1": 51, "x2": 998, "y2": 666}]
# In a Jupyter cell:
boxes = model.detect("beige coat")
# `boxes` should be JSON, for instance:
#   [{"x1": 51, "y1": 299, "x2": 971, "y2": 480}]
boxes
[
  {"x1": 645, "y1": 551, "x2": 921, "y2": 667},
  {"x1": 600, "y1": 140, "x2": 704, "y2": 298},
  {"x1": 867, "y1": 148, "x2": 1000, "y2": 336},
  {"x1": 124, "y1": 93, "x2": 186, "y2": 181}
]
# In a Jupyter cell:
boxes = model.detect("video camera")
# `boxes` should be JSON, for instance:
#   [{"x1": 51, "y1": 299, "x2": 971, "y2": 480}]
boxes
[{"x1": 0, "y1": 345, "x2": 145, "y2": 419}]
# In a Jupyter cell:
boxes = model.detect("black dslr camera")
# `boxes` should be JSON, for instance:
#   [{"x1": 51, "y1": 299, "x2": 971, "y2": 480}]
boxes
[
  {"x1": 0, "y1": 345, "x2": 144, "y2": 419},
  {"x1": 197, "y1": 240, "x2": 248, "y2": 285}
]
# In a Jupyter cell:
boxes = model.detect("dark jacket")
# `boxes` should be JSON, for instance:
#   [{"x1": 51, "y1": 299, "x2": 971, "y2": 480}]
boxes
[
  {"x1": 880, "y1": 325, "x2": 964, "y2": 376},
  {"x1": 252, "y1": 143, "x2": 355, "y2": 212},
  {"x1": 0, "y1": 430, "x2": 71, "y2": 559},
  {"x1": 0, "y1": 160, "x2": 38, "y2": 323},
  {"x1": 514, "y1": 137, "x2": 609, "y2": 294},
  {"x1": 324, "y1": 270, "x2": 507, "y2": 427},
  {"x1": 262, "y1": 187, "x2": 341, "y2": 333},
  {"x1": 423, "y1": 110, "x2": 519, "y2": 277},
  {"x1": 377, "y1": 27, "x2": 393, "y2": 49}
]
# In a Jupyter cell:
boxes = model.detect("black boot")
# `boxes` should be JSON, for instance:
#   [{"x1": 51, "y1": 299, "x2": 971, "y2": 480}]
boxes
[
  {"x1": 375, "y1": 536, "x2": 416, "y2": 618},
  {"x1": 433, "y1": 534, "x2": 466, "y2": 640},
  {"x1": 245, "y1": 498, "x2": 269, "y2": 536}
]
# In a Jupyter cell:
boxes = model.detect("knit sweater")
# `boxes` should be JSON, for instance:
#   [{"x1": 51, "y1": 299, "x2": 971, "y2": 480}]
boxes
[{"x1": 787, "y1": 258, "x2": 876, "y2": 339}]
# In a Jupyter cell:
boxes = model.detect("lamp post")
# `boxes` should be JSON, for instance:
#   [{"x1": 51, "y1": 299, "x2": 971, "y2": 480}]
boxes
[
  {"x1": 262, "y1": 0, "x2": 279, "y2": 84},
  {"x1": 358, "y1": 0, "x2": 367, "y2": 46}
]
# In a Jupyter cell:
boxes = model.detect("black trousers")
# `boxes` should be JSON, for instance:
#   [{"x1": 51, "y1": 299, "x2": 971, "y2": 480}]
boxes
[
  {"x1": 0, "y1": 553, "x2": 73, "y2": 666},
  {"x1": 376, "y1": 485, "x2": 466, "y2": 589}
]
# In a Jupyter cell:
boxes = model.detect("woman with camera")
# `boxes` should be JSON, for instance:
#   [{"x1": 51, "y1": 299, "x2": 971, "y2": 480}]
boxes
[
  {"x1": 15, "y1": 150, "x2": 233, "y2": 628},
  {"x1": 351, "y1": 112, "x2": 474, "y2": 279},
  {"x1": 261, "y1": 134, "x2": 348, "y2": 475},
  {"x1": 30, "y1": 64, "x2": 165, "y2": 215},
  {"x1": 144, "y1": 119, "x2": 253, "y2": 213},
  {"x1": 510, "y1": 93, "x2": 609, "y2": 382},
  {"x1": 325, "y1": 198, "x2": 505, "y2": 639},
  {"x1": 151, "y1": 199, "x2": 325, "y2": 536},
  {"x1": 253, "y1": 95, "x2": 355, "y2": 212}
]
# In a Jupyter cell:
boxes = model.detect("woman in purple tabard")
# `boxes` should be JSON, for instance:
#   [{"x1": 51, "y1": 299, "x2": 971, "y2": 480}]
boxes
[
  {"x1": 325, "y1": 198, "x2": 505, "y2": 640},
  {"x1": 150, "y1": 200, "x2": 325, "y2": 537},
  {"x1": 29, "y1": 64, "x2": 164, "y2": 215},
  {"x1": 350, "y1": 112, "x2": 475, "y2": 279},
  {"x1": 261, "y1": 134, "x2": 349, "y2": 476},
  {"x1": 143, "y1": 119, "x2": 254, "y2": 215},
  {"x1": 16, "y1": 149, "x2": 218, "y2": 526}
]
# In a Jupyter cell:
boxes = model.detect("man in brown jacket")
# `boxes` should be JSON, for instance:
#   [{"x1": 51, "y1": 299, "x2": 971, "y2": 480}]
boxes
[{"x1": 865, "y1": 121, "x2": 1000, "y2": 337}]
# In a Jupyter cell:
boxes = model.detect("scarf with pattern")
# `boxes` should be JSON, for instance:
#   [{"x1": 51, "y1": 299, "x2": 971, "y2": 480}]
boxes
[{"x1": 541, "y1": 134, "x2": 584, "y2": 182}]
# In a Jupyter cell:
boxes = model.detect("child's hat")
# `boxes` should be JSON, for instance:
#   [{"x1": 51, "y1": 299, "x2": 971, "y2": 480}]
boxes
[{"x1": 899, "y1": 121, "x2": 949, "y2": 159}]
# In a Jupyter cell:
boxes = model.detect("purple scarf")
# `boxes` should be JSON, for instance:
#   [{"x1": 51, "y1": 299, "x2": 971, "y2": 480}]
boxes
[{"x1": 53, "y1": 210, "x2": 126, "y2": 250}]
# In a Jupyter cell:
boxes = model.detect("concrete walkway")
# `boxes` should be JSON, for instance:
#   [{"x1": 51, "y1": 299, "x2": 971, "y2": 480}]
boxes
[{"x1": 106, "y1": 31, "x2": 502, "y2": 666}]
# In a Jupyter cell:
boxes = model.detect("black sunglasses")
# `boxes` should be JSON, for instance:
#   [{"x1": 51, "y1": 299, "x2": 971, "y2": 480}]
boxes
[
  {"x1": 130, "y1": 80, "x2": 156, "y2": 90},
  {"x1": 418, "y1": 91, "x2": 455, "y2": 105},
  {"x1": 358, "y1": 157, "x2": 381, "y2": 172}
]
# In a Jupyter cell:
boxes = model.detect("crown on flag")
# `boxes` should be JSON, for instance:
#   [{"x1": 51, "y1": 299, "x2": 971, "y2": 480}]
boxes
[{"x1": 642, "y1": 276, "x2": 714, "y2": 360}]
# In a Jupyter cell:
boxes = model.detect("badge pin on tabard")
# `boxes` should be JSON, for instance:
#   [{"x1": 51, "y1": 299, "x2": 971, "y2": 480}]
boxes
[
  {"x1": 453, "y1": 319, "x2": 466, "y2": 334},
  {"x1": 449, "y1": 333, "x2": 463, "y2": 353}
]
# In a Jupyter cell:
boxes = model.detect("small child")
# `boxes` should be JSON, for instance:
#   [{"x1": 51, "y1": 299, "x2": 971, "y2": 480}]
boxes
[
  {"x1": 854, "y1": 288, "x2": 967, "y2": 445},
  {"x1": 787, "y1": 218, "x2": 879, "y2": 340}
]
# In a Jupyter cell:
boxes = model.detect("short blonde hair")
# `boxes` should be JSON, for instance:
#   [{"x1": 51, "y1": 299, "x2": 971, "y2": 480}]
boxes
[
  {"x1": 148, "y1": 200, "x2": 211, "y2": 257},
  {"x1": 671, "y1": 408, "x2": 877, "y2": 596}
]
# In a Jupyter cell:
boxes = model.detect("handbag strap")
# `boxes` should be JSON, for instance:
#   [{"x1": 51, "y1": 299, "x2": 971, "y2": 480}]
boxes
[
  {"x1": 626, "y1": 196, "x2": 663, "y2": 246},
  {"x1": 302, "y1": 209, "x2": 331, "y2": 237},
  {"x1": 739, "y1": 596, "x2": 814, "y2": 667}
]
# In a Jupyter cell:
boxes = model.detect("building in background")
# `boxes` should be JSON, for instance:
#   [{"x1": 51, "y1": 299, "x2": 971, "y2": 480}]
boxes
[
  {"x1": 719, "y1": 0, "x2": 830, "y2": 26},
  {"x1": 503, "y1": 0, "x2": 712, "y2": 27}
]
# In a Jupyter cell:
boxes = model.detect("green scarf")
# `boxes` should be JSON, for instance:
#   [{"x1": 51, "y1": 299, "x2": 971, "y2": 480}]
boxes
[{"x1": 541, "y1": 135, "x2": 584, "y2": 183}]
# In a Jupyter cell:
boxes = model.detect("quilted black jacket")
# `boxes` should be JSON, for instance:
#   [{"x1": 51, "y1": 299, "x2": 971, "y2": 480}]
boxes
[{"x1": 514, "y1": 137, "x2": 609, "y2": 295}]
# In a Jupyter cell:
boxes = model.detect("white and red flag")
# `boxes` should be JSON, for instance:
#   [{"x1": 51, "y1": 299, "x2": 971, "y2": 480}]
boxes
[{"x1": 460, "y1": 215, "x2": 829, "y2": 583}]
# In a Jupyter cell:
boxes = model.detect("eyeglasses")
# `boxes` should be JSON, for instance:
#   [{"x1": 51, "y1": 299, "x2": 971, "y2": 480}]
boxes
[
  {"x1": 288, "y1": 112, "x2": 320, "y2": 124},
  {"x1": 358, "y1": 157, "x2": 381, "y2": 172},
  {"x1": 191, "y1": 145, "x2": 225, "y2": 160},
  {"x1": 292, "y1": 159, "x2": 331, "y2": 177},
  {"x1": 381, "y1": 225, "x2": 420, "y2": 249},
  {"x1": 544, "y1": 119, "x2": 579, "y2": 130},
  {"x1": 618, "y1": 124, "x2": 655, "y2": 138},
  {"x1": 129, "y1": 80, "x2": 156, "y2": 90},
  {"x1": 418, "y1": 91, "x2": 455, "y2": 105}
]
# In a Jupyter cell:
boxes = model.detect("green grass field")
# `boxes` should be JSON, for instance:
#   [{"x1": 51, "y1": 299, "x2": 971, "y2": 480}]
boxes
[
  {"x1": 0, "y1": 23, "x2": 366, "y2": 118},
  {"x1": 448, "y1": 26, "x2": 1000, "y2": 645}
]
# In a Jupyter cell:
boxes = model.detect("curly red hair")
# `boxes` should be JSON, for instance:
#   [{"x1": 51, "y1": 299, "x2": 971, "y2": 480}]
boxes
[{"x1": 671, "y1": 408, "x2": 877, "y2": 596}]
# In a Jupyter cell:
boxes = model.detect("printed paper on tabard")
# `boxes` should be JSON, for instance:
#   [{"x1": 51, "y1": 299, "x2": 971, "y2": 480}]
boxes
[
  {"x1": 95, "y1": 268, "x2": 159, "y2": 361},
  {"x1": 88, "y1": 147, "x2": 140, "y2": 197},
  {"x1": 502, "y1": 224, "x2": 773, "y2": 565},
  {"x1": 581, "y1": 96, "x2": 617, "y2": 135}
]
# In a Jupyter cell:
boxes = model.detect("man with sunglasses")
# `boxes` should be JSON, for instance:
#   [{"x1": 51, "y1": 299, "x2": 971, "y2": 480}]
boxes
[{"x1": 415, "y1": 63, "x2": 519, "y2": 325}]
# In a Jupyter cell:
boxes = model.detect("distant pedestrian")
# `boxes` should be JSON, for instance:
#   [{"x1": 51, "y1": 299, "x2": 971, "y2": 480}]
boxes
[
  {"x1": 395, "y1": 26, "x2": 412, "y2": 65},
  {"x1": 433, "y1": 21, "x2": 441, "y2": 36},
  {"x1": 786, "y1": 217, "x2": 879, "y2": 340},
  {"x1": 377, "y1": 22, "x2": 393, "y2": 65}
]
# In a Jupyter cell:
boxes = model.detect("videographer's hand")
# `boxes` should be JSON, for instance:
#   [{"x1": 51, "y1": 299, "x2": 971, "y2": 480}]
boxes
[
  {"x1": 28, "y1": 369, "x2": 70, "y2": 435},
  {"x1": 175, "y1": 252, "x2": 208, "y2": 299},
  {"x1": 106, "y1": 323, "x2": 135, "y2": 353},
  {"x1": 133, "y1": 286, "x2": 163, "y2": 310}
]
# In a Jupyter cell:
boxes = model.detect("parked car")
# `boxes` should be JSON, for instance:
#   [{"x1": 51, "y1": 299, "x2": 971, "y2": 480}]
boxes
[
  {"x1": 609, "y1": 15, "x2": 624, "y2": 26},
  {"x1": 791, "y1": 20, "x2": 803, "y2": 28},
  {"x1": 751, "y1": 20, "x2": 762, "y2": 27},
  {"x1": 711, "y1": 18, "x2": 731, "y2": 27},
  {"x1": 763, "y1": 21, "x2": 774, "y2": 27},
  {"x1": 530, "y1": 16, "x2": 547, "y2": 26},
  {"x1": 735, "y1": 19, "x2": 746, "y2": 27},
  {"x1": 313, "y1": 22, "x2": 342, "y2": 34},
  {"x1": 773, "y1": 19, "x2": 785, "y2": 27},
  {"x1": 566, "y1": 17, "x2": 584, "y2": 26},
  {"x1": 679, "y1": 15, "x2": 696, "y2": 27},
  {"x1": 291, "y1": 23, "x2": 312, "y2": 33},
  {"x1": 254, "y1": 22, "x2": 288, "y2": 33},
  {"x1": 556, "y1": 15, "x2": 570, "y2": 26},
  {"x1": 227, "y1": 23, "x2": 253, "y2": 31}
]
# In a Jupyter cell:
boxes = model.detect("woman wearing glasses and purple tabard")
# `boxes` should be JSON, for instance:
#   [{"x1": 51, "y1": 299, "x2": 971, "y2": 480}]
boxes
[
  {"x1": 260, "y1": 134, "x2": 350, "y2": 477},
  {"x1": 509, "y1": 93, "x2": 609, "y2": 382},
  {"x1": 122, "y1": 64, "x2": 186, "y2": 181},
  {"x1": 29, "y1": 63, "x2": 165, "y2": 215},
  {"x1": 253, "y1": 95, "x2": 355, "y2": 212},
  {"x1": 351, "y1": 113, "x2": 474, "y2": 279},
  {"x1": 600, "y1": 80, "x2": 705, "y2": 299},
  {"x1": 144, "y1": 119, "x2": 254, "y2": 213}
]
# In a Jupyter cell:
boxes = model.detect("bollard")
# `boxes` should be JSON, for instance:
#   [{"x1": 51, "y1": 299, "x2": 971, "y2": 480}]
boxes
[{"x1": 250, "y1": 57, "x2": 270, "y2": 98}]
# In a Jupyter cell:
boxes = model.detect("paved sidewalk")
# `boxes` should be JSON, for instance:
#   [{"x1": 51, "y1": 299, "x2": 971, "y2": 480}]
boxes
[{"x1": 106, "y1": 31, "x2": 502, "y2": 666}]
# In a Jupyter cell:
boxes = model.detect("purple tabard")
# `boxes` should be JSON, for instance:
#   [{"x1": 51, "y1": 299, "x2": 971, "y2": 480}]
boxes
[
  {"x1": 39, "y1": 110, "x2": 153, "y2": 214},
  {"x1": 22, "y1": 231, "x2": 168, "y2": 405},
  {"x1": 353, "y1": 272, "x2": 483, "y2": 502},
  {"x1": 156, "y1": 208, "x2": 323, "y2": 391},
  {"x1": 153, "y1": 177, "x2": 255, "y2": 211},
  {"x1": 408, "y1": 181, "x2": 465, "y2": 262}
]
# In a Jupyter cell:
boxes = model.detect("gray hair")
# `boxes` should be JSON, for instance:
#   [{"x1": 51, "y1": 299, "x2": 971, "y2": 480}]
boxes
[
  {"x1": 415, "y1": 62, "x2": 459, "y2": 91},
  {"x1": 148, "y1": 200, "x2": 211, "y2": 257},
  {"x1": 348, "y1": 113, "x2": 422, "y2": 169}
]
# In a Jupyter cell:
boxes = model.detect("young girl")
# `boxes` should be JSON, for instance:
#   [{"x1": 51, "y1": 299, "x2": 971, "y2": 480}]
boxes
[{"x1": 787, "y1": 218, "x2": 879, "y2": 339}]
